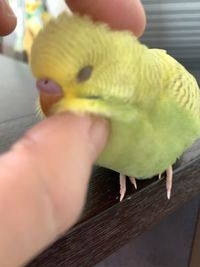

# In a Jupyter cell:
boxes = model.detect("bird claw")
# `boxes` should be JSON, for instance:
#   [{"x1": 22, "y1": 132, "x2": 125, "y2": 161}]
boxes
[
  {"x1": 130, "y1": 176, "x2": 137, "y2": 189},
  {"x1": 119, "y1": 175, "x2": 137, "y2": 201},
  {"x1": 166, "y1": 166, "x2": 173, "y2": 199},
  {"x1": 119, "y1": 174, "x2": 126, "y2": 201},
  {"x1": 119, "y1": 166, "x2": 173, "y2": 201}
]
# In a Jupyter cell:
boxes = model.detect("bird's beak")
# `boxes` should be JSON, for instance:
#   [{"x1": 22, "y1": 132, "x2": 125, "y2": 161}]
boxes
[
  {"x1": 36, "y1": 79, "x2": 63, "y2": 116},
  {"x1": 39, "y1": 91, "x2": 63, "y2": 116}
]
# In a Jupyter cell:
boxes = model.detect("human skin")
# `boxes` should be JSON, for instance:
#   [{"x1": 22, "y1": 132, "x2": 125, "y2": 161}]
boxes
[
  {"x1": 0, "y1": 0, "x2": 146, "y2": 266},
  {"x1": 0, "y1": 0, "x2": 17, "y2": 35}
]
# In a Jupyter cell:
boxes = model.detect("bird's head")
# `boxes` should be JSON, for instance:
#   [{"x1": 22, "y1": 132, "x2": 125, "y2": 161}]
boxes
[{"x1": 31, "y1": 13, "x2": 146, "y2": 121}]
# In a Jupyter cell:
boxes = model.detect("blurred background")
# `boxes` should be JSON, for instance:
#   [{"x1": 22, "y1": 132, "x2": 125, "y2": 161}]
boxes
[
  {"x1": 141, "y1": 0, "x2": 200, "y2": 71},
  {"x1": 0, "y1": 0, "x2": 70, "y2": 61}
]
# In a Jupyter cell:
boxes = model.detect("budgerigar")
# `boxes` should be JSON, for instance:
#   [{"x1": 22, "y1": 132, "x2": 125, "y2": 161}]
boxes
[{"x1": 30, "y1": 13, "x2": 200, "y2": 201}]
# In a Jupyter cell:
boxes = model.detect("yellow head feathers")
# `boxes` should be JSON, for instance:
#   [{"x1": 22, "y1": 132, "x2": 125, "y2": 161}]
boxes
[{"x1": 30, "y1": 12, "x2": 146, "y2": 118}]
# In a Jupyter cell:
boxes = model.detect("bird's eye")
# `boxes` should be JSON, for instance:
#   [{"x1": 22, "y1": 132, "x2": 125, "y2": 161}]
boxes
[{"x1": 77, "y1": 65, "x2": 93, "y2": 82}]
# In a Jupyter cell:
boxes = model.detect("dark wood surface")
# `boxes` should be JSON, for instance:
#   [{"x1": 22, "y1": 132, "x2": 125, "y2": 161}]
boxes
[
  {"x1": 0, "y1": 55, "x2": 200, "y2": 267},
  {"x1": 189, "y1": 205, "x2": 200, "y2": 267}
]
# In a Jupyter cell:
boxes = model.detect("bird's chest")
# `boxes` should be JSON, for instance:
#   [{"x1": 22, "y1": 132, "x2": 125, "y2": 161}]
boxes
[{"x1": 97, "y1": 99, "x2": 200, "y2": 178}]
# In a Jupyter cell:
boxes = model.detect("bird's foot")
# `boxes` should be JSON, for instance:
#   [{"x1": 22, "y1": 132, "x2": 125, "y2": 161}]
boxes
[
  {"x1": 166, "y1": 166, "x2": 173, "y2": 199},
  {"x1": 119, "y1": 174, "x2": 137, "y2": 201},
  {"x1": 129, "y1": 176, "x2": 137, "y2": 189},
  {"x1": 157, "y1": 166, "x2": 173, "y2": 199},
  {"x1": 119, "y1": 174, "x2": 126, "y2": 201}
]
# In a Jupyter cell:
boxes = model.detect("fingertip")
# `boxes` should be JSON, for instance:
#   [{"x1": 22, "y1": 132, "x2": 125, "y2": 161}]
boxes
[
  {"x1": 0, "y1": 0, "x2": 17, "y2": 36},
  {"x1": 22, "y1": 113, "x2": 109, "y2": 162},
  {"x1": 0, "y1": 18, "x2": 17, "y2": 36},
  {"x1": 66, "y1": 0, "x2": 146, "y2": 36},
  {"x1": 87, "y1": 116, "x2": 110, "y2": 161}
]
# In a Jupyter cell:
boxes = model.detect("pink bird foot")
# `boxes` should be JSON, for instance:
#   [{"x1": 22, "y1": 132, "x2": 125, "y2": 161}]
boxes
[
  {"x1": 119, "y1": 174, "x2": 126, "y2": 201},
  {"x1": 158, "y1": 166, "x2": 173, "y2": 199},
  {"x1": 166, "y1": 166, "x2": 173, "y2": 199},
  {"x1": 119, "y1": 174, "x2": 137, "y2": 201}
]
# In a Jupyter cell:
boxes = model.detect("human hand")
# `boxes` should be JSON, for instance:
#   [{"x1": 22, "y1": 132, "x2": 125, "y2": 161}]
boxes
[
  {"x1": 0, "y1": 0, "x2": 17, "y2": 35},
  {"x1": 67, "y1": 0, "x2": 146, "y2": 37},
  {"x1": 0, "y1": 1, "x2": 146, "y2": 266}
]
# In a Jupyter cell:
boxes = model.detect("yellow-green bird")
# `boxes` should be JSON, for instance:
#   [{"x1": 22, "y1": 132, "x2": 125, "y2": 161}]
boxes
[{"x1": 30, "y1": 13, "x2": 200, "y2": 201}]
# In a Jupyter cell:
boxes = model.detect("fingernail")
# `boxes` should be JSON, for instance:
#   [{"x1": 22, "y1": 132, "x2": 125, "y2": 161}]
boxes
[
  {"x1": 0, "y1": 0, "x2": 16, "y2": 17},
  {"x1": 89, "y1": 117, "x2": 109, "y2": 160}
]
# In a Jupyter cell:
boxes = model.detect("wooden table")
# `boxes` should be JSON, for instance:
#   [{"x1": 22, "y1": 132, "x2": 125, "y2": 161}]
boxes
[{"x1": 0, "y1": 55, "x2": 200, "y2": 266}]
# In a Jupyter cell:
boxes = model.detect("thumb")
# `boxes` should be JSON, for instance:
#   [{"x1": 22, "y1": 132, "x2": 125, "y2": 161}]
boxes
[
  {"x1": 11, "y1": 113, "x2": 109, "y2": 232},
  {"x1": 0, "y1": 113, "x2": 109, "y2": 267}
]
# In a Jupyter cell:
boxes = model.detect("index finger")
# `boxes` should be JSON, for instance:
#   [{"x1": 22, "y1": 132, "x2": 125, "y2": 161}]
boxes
[
  {"x1": 0, "y1": 0, "x2": 17, "y2": 36},
  {"x1": 66, "y1": 0, "x2": 146, "y2": 37}
]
